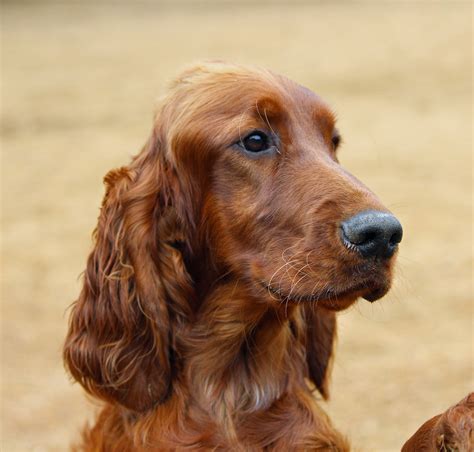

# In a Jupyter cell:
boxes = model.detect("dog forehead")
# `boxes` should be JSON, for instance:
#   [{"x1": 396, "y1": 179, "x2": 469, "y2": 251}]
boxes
[
  {"x1": 230, "y1": 72, "x2": 335, "y2": 130},
  {"x1": 239, "y1": 77, "x2": 336, "y2": 137},
  {"x1": 276, "y1": 78, "x2": 335, "y2": 127},
  {"x1": 165, "y1": 64, "x2": 336, "y2": 136}
]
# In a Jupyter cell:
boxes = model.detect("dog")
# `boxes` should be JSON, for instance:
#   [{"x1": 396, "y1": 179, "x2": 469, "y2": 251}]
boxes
[{"x1": 64, "y1": 62, "x2": 404, "y2": 450}]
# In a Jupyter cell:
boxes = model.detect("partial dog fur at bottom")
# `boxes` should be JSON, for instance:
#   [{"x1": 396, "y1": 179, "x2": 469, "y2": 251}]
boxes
[{"x1": 402, "y1": 393, "x2": 474, "y2": 452}]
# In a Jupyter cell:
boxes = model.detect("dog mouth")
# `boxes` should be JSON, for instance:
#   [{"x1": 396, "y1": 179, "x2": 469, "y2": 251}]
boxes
[{"x1": 259, "y1": 278, "x2": 389, "y2": 307}]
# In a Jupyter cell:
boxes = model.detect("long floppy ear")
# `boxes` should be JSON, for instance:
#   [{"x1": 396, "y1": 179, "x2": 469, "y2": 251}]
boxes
[
  {"x1": 302, "y1": 305, "x2": 337, "y2": 399},
  {"x1": 63, "y1": 130, "x2": 194, "y2": 412}
]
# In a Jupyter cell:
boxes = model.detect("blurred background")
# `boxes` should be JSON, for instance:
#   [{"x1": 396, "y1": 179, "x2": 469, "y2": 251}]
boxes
[{"x1": 1, "y1": 1, "x2": 472, "y2": 450}]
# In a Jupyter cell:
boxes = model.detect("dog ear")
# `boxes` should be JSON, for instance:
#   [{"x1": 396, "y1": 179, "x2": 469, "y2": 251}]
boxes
[
  {"x1": 63, "y1": 130, "x2": 194, "y2": 412},
  {"x1": 302, "y1": 305, "x2": 336, "y2": 399}
]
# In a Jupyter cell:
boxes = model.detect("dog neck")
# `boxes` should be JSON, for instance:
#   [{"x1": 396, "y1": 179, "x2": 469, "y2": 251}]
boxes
[{"x1": 185, "y1": 281, "x2": 307, "y2": 423}]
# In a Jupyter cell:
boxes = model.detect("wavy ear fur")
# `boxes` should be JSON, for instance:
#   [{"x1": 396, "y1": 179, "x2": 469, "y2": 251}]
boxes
[
  {"x1": 303, "y1": 305, "x2": 336, "y2": 399},
  {"x1": 64, "y1": 131, "x2": 193, "y2": 412}
]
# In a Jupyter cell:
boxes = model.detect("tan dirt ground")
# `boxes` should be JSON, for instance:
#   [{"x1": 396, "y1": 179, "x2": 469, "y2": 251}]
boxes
[{"x1": 1, "y1": 1, "x2": 472, "y2": 451}]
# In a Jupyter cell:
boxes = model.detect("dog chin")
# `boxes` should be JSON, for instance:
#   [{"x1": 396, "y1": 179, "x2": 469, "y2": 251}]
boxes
[
  {"x1": 362, "y1": 285, "x2": 390, "y2": 302},
  {"x1": 311, "y1": 286, "x2": 389, "y2": 311}
]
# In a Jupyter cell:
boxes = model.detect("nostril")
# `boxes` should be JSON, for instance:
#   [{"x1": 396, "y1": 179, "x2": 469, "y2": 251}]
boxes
[
  {"x1": 389, "y1": 230, "x2": 402, "y2": 246},
  {"x1": 341, "y1": 223, "x2": 381, "y2": 246},
  {"x1": 341, "y1": 224, "x2": 375, "y2": 245},
  {"x1": 361, "y1": 230, "x2": 377, "y2": 245}
]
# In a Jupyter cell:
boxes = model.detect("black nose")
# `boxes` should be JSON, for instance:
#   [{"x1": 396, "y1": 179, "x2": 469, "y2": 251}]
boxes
[{"x1": 340, "y1": 210, "x2": 403, "y2": 259}]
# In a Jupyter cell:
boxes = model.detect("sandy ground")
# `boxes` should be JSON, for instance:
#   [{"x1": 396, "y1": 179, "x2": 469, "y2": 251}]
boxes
[{"x1": 1, "y1": 1, "x2": 472, "y2": 451}]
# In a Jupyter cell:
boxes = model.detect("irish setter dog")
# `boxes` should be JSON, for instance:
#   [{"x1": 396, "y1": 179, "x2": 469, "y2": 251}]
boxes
[{"x1": 64, "y1": 62, "x2": 407, "y2": 450}]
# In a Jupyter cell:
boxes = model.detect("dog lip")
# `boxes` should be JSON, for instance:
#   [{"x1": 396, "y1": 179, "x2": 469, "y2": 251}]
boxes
[
  {"x1": 259, "y1": 279, "x2": 378, "y2": 303},
  {"x1": 260, "y1": 281, "x2": 321, "y2": 302}
]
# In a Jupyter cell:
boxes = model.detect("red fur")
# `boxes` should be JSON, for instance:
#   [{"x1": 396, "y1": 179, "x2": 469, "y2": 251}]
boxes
[
  {"x1": 402, "y1": 393, "x2": 474, "y2": 452},
  {"x1": 64, "y1": 62, "x2": 401, "y2": 450}
]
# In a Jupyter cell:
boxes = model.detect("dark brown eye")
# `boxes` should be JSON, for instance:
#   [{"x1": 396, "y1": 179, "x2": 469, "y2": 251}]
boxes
[
  {"x1": 241, "y1": 131, "x2": 269, "y2": 153},
  {"x1": 332, "y1": 134, "x2": 341, "y2": 149}
]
